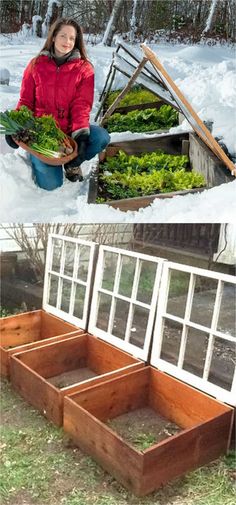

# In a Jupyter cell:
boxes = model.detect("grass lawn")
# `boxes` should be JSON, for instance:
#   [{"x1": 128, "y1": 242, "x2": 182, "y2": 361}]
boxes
[{"x1": 0, "y1": 378, "x2": 235, "y2": 505}]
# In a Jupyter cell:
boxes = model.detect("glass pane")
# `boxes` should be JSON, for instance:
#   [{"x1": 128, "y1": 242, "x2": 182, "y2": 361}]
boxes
[
  {"x1": 167, "y1": 270, "x2": 190, "y2": 318},
  {"x1": 112, "y1": 299, "x2": 130, "y2": 340},
  {"x1": 51, "y1": 239, "x2": 62, "y2": 272},
  {"x1": 183, "y1": 328, "x2": 209, "y2": 377},
  {"x1": 136, "y1": 260, "x2": 157, "y2": 305},
  {"x1": 77, "y1": 245, "x2": 90, "y2": 282},
  {"x1": 101, "y1": 251, "x2": 118, "y2": 291},
  {"x1": 217, "y1": 282, "x2": 236, "y2": 337},
  {"x1": 130, "y1": 306, "x2": 149, "y2": 348},
  {"x1": 96, "y1": 293, "x2": 112, "y2": 332},
  {"x1": 208, "y1": 337, "x2": 235, "y2": 391},
  {"x1": 190, "y1": 276, "x2": 217, "y2": 327},
  {"x1": 118, "y1": 256, "x2": 136, "y2": 298},
  {"x1": 73, "y1": 284, "x2": 86, "y2": 319},
  {"x1": 63, "y1": 242, "x2": 76, "y2": 277},
  {"x1": 160, "y1": 319, "x2": 183, "y2": 365},
  {"x1": 60, "y1": 279, "x2": 72, "y2": 312},
  {"x1": 48, "y1": 274, "x2": 59, "y2": 306}
]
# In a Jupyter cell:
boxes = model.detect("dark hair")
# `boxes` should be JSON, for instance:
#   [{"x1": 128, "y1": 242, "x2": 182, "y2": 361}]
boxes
[{"x1": 41, "y1": 18, "x2": 88, "y2": 60}]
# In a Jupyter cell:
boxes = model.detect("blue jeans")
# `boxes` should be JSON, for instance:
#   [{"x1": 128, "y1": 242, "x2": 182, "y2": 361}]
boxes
[{"x1": 31, "y1": 125, "x2": 110, "y2": 191}]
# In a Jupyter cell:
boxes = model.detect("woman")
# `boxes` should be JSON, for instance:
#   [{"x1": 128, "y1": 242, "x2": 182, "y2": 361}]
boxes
[{"x1": 6, "y1": 18, "x2": 110, "y2": 190}]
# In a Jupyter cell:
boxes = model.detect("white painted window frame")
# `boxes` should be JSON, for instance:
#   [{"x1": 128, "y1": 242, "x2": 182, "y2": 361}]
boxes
[
  {"x1": 88, "y1": 245, "x2": 165, "y2": 361},
  {"x1": 43, "y1": 234, "x2": 97, "y2": 328},
  {"x1": 151, "y1": 261, "x2": 236, "y2": 406}
]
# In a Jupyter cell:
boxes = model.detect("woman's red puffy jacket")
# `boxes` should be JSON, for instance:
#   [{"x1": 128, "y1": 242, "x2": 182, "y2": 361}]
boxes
[{"x1": 16, "y1": 51, "x2": 94, "y2": 134}]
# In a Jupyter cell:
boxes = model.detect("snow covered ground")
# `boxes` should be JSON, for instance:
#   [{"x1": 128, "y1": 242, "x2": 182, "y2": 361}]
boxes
[{"x1": 0, "y1": 34, "x2": 235, "y2": 223}]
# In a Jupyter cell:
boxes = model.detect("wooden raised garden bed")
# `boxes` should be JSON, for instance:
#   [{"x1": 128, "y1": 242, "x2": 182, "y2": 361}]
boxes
[
  {"x1": 0, "y1": 309, "x2": 80, "y2": 378},
  {"x1": 88, "y1": 132, "x2": 233, "y2": 211},
  {"x1": 10, "y1": 333, "x2": 143, "y2": 426},
  {"x1": 64, "y1": 366, "x2": 233, "y2": 496}
]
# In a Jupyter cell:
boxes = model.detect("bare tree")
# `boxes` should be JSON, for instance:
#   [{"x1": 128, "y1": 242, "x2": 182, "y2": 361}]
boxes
[
  {"x1": 202, "y1": 0, "x2": 219, "y2": 35},
  {"x1": 0, "y1": 223, "x2": 133, "y2": 282},
  {"x1": 102, "y1": 0, "x2": 125, "y2": 46},
  {"x1": 0, "y1": 224, "x2": 81, "y2": 281}
]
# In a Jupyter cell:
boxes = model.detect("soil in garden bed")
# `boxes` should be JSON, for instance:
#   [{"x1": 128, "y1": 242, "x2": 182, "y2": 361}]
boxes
[
  {"x1": 47, "y1": 367, "x2": 98, "y2": 388},
  {"x1": 107, "y1": 407, "x2": 181, "y2": 450}
]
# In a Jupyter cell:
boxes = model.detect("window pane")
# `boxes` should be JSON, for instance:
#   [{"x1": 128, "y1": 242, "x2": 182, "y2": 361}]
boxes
[
  {"x1": 208, "y1": 337, "x2": 235, "y2": 391},
  {"x1": 77, "y1": 245, "x2": 90, "y2": 282},
  {"x1": 130, "y1": 306, "x2": 150, "y2": 348},
  {"x1": 160, "y1": 319, "x2": 183, "y2": 365},
  {"x1": 101, "y1": 251, "x2": 118, "y2": 291},
  {"x1": 112, "y1": 299, "x2": 130, "y2": 340},
  {"x1": 48, "y1": 274, "x2": 59, "y2": 306},
  {"x1": 217, "y1": 282, "x2": 236, "y2": 337},
  {"x1": 136, "y1": 261, "x2": 157, "y2": 305},
  {"x1": 190, "y1": 276, "x2": 217, "y2": 327},
  {"x1": 73, "y1": 284, "x2": 86, "y2": 319},
  {"x1": 51, "y1": 239, "x2": 62, "y2": 272},
  {"x1": 60, "y1": 279, "x2": 72, "y2": 312},
  {"x1": 63, "y1": 242, "x2": 76, "y2": 277},
  {"x1": 96, "y1": 293, "x2": 112, "y2": 332},
  {"x1": 183, "y1": 328, "x2": 209, "y2": 377},
  {"x1": 118, "y1": 256, "x2": 136, "y2": 298},
  {"x1": 167, "y1": 270, "x2": 190, "y2": 318}
]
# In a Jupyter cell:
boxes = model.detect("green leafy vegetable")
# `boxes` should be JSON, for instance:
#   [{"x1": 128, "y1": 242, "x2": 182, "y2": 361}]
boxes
[
  {"x1": 0, "y1": 106, "x2": 73, "y2": 158},
  {"x1": 106, "y1": 105, "x2": 178, "y2": 133},
  {"x1": 98, "y1": 149, "x2": 205, "y2": 201},
  {"x1": 105, "y1": 85, "x2": 159, "y2": 108}
]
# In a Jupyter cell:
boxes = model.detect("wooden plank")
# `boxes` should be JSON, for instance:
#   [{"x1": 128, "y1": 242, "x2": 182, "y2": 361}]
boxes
[
  {"x1": 68, "y1": 367, "x2": 150, "y2": 421},
  {"x1": 0, "y1": 310, "x2": 42, "y2": 347},
  {"x1": 141, "y1": 410, "x2": 233, "y2": 496},
  {"x1": 41, "y1": 311, "x2": 78, "y2": 337},
  {"x1": 100, "y1": 56, "x2": 149, "y2": 126},
  {"x1": 87, "y1": 334, "x2": 143, "y2": 374},
  {"x1": 10, "y1": 355, "x2": 63, "y2": 426},
  {"x1": 105, "y1": 132, "x2": 189, "y2": 155},
  {"x1": 149, "y1": 367, "x2": 230, "y2": 429},
  {"x1": 13, "y1": 334, "x2": 89, "y2": 379},
  {"x1": 0, "y1": 330, "x2": 84, "y2": 378},
  {"x1": 111, "y1": 100, "x2": 165, "y2": 115},
  {"x1": 62, "y1": 362, "x2": 143, "y2": 396},
  {"x1": 64, "y1": 396, "x2": 143, "y2": 494},
  {"x1": 106, "y1": 187, "x2": 205, "y2": 212},
  {"x1": 141, "y1": 44, "x2": 236, "y2": 175},
  {"x1": 0, "y1": 347, "x2": 9, "y2": 376}
]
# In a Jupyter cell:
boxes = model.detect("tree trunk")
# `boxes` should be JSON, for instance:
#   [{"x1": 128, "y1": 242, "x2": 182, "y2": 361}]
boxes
[
  {"x1": 102, "y1": 0, "x2": 125, "y2": 46},
  {"x1": 202, "y1": 0, "x2": 219, "y2": 35}
]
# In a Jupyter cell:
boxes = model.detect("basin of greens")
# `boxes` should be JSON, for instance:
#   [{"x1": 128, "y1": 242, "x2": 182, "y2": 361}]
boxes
[{"x1": 0, "y1": 106, "x2": 77, "y2": 164}]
